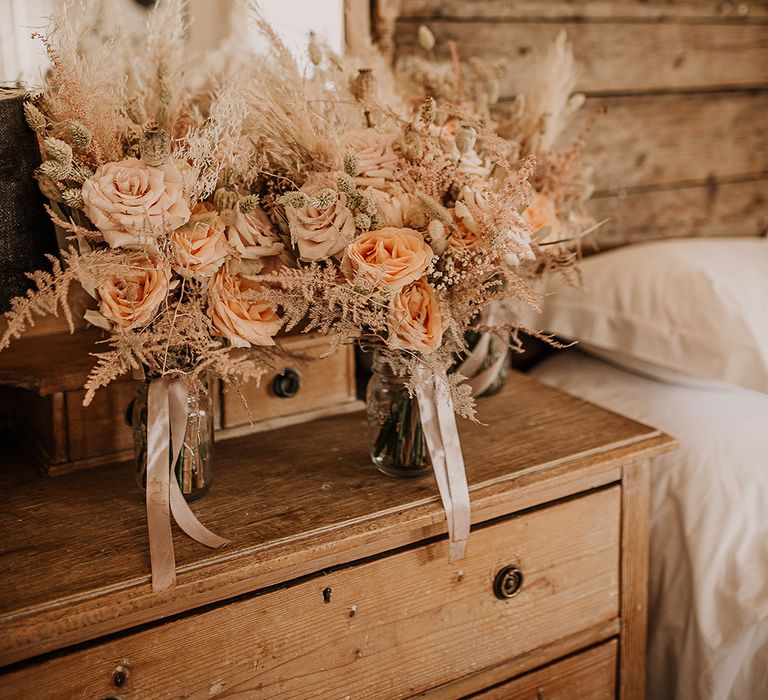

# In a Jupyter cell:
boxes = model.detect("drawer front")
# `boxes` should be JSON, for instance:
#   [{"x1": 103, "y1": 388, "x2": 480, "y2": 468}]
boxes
[
  {"x1": 471, "y1": 640, "x2": 618, "y2": 699},
  {"x1": 220, "y1": 335, "x2": 357, "y2": 429},
  {"x1": 0, "y1": 488, "x2": 620, "y2": 699}
]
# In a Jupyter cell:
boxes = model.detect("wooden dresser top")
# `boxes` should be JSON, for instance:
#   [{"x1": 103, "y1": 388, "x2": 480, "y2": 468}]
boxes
[{"x1": 0, "y1": 371, "x2": 676, "y2": 665}]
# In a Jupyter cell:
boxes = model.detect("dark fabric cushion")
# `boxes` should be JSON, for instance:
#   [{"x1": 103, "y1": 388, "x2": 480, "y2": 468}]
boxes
[{"x1": 0, "y1": 91, "x2": 58, "y2": 313}]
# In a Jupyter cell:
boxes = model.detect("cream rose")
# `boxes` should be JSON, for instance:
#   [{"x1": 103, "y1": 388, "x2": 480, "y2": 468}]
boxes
[
  {"x1": 208, "y1": 267, "x2": 282, "y2": 348},
  {"x1": 388, "y1": 278, "x2": 443, "y2": 354},
  {"x1": 226, "y1": 207, "x2": 284, "y2": 260},
  {"x1": 97, "y1": 258, "x2": 170, "y2": 330},
  {"x1": 366, "y1": 188, "x2": 413, "y2": 228},
  {"x1": 286, "y1": 175, "x2": 355, "y2": 261},
  {"x1": 344, "y1": 227, "x2": 433, "y2": 291},
  {"x1": 171, "y1": 203, "x2": 231, "y2": 278},
  {"x1": 344, "y1": 128, "x2": 399, "y2": 189},
  {"x1": 81, "y1": 157, "x2": 191, "y2": 249}
]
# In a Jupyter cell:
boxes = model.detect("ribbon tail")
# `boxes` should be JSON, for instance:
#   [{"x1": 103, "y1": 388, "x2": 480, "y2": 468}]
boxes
[
  {"x1": 167, "y1": 380, "x2": 230, "y2": 550},
  {"x1": 434, "y1": 371, "x2": 470, "y2": 562},
  {"x1": 146, "y1": 378, "x2": 176, "y2": 592},
  {"x1": 415, "y1": 367, "x2": 471, "y2": 563}
]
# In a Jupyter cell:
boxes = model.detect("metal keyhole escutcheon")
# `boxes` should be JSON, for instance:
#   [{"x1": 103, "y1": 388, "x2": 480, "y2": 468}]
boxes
[{"x1": 493, "y1": 564, "x2": 524, "y2": 600}]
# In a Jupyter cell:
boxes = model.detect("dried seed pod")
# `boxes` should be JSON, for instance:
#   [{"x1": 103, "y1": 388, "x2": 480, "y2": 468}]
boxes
[
  {"x1": 336, "y1": 173, "x2": 355, "y2": 194},
  {"x1": 454, "y1": 124, "x2": 477, "y2": 156},
  {"x1": 343, "y1": 150, "x2": 360, "y2": 177},
  {"x1": 354, "y1": 213, "x2": 371, "y2": 231},
  {"x1": 238, "y1": 194, "x2": 261, "y2": 214},
  {"x1": 23, "y1": 101, "x2": 46, "y2": 133},
  {"x1": 69, "y1": 121, "x2": 92, "y2": 149},
  {"x1": 126, "y1": 97, "x2": 148, "y2": 125},
  {"x1": 140, "y1": 125, "x2": 171, "y2": 166},
  {"x1": 39, "y1": 159, "x2": 72, "y2": 183},
  {"x1": 214, "y1": 186, "x2": 239, "y2": 212},
  {"x1": 277, "y1": 191, "x2": 311, "y2": 209},
  {"x1": 402, "y1": 126, "x2": 425, "y2": 162},
  {"x1": 311, "y1": 188, "x2": 337, "y2": 210},
  {"x1": 70, "y1": 163, "x2": 94, "y2": 185},
  {"x1": 61, "y1": 187, "x2": 85, "y2": 210},
  {"x1": 44, "y1": 137, "x2": 73, "y2": 167},
  {"x1": 307, "y1": 31, "x2": 322, "y2": 66},
  {"x1": 36, "y1": 171, "x2": 64, "y2": 202},
  {"x1": 418, "y1": 25, "x2": 436, "y2": 52},
  {"x1": 352, "y1": 68, "x2": 375, "y2": 102},
  {"x1": 427, "y1": 219, "x2": 448, "y2": 255}
]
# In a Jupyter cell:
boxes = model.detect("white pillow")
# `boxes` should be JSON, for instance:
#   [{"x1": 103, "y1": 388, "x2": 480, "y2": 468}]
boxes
[{"x1": 532, "y1": 238, "x2": 768, "y2": 394}]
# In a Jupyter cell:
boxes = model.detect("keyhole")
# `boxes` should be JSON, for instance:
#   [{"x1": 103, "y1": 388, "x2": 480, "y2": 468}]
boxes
[{"x1": 322, "y1": 587, "x2": 332, "y2": 604}]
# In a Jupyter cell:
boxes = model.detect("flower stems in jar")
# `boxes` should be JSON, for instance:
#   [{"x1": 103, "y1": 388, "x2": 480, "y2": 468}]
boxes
[{"x1": 373, "y1": 387, "x2": 427, "y2": 471}]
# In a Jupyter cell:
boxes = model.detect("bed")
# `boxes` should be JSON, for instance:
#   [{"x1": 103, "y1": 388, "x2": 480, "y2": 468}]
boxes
[{"x1": 516, "y1": 237, "x2": 768, "y2": 700}]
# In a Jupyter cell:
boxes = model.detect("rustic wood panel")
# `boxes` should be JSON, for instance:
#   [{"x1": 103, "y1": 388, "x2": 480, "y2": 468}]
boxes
[
  {"x1": 471, "y1": 641, "x2": 617, "y2": 700},
  {"x1": 586, "y1": 178, "x2": 768, "y2": 250},
  {"x1": 397, "y1": 21, "x2": 768, "y2": 94},
  {"x1": 619, "y1": 460, "x2": 651, "y2": 700},
  {"x1": 0, "y1": 372, "x2": 676, "y2": 666},
  {"x1": 0, "y1": 489, "x2": 621, "y2": 699},
  {"x1": 399, "y1": 0, "x2": 768, "y2": 21},
  {"x1": 569, "y1": 92, "x2": 768, "y2": 191}
]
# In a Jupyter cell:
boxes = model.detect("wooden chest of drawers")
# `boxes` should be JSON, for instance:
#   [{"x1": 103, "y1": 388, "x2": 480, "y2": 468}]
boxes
[{"x1": 0, "y1": 372, "x2": 675, "y2": 698}]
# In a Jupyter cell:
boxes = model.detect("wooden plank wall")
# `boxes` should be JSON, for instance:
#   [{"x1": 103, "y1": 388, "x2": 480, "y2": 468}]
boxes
[{"x1": 393, "y1": 0, "x2": 768, "y2": 249}]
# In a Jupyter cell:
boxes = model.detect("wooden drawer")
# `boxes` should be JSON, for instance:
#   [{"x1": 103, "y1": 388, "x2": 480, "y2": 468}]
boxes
[
  {"x1": 218, "y1": 334, "x2": 359, "y2": 434},
  {"x1": 0, "y1": 488, "x2": 620, "y2": 699},
  {"x1": 472, "y1": 641, "x2": 617, "y2": 699}
]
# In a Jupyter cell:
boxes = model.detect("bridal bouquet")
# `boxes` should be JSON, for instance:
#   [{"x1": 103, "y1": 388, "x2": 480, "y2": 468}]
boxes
[
  {"x1": 0, "y1": 2, "x2": 291, "y2": 590},
  {"x1": 223, "y1": 13, "x2": 573, "y2": 560}
]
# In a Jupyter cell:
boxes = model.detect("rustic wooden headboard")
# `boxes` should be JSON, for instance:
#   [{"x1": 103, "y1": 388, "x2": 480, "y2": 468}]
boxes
[{"x1": 387, "y1": 0, "x2": 768, "y2": 250}]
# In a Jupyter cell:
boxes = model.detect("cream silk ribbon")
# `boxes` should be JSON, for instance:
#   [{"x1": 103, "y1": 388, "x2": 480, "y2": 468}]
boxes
[
  {"x1": 414, "y1": 367, "x2": 471, "y2": 562},
  {"x1": 458, "y1": 301, "x2": 509, "y2": 397},
  {"x1": 146, "y1": 378, "x2": 229, "y2": 592}
]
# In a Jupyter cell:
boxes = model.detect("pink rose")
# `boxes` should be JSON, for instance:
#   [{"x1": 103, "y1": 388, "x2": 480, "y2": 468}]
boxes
[
  {"x1": 522, "y1": 191, "x2": 564, "y2": 239},
  {"x1": 97, "y1": 257, "x2": 170, "y2": 330},
  {"x1": 388, "y1": 278, "x2": 443, "y2": 353},
  {"x1": 171, "y1": 203, "x2": 231, "y2": 279},
  {"x1": 344, "y1": 227, "x2": 433, "y2": 291},
  {"x1": 344, "y1": 128, "x2": 399, "y2": 189},
  {"x1": 82, "y1": 157, "x2": 191, "y2": 249},
  {"x1": 226, "y1": 207, "x2": 284, "y2": 260},
  {"x1": 208, "y1": 267, "x2": 282, "y2": 347},
  {"x1": 286, "y1": 175, "x2": 355, "y2": 261}
]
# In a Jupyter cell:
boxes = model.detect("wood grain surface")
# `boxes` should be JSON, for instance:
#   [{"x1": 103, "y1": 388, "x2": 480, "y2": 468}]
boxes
[
  {"x1": 397, "y1": 20, "x2": 768, "y2": 94},
  {"x1": 470, "y1": 640, "x2": 617, "y2": 700},
  {"x1": 398, "y1": 1, "x2": 768, "y2": 21},
  {"x1": 0, "y1": 489, "x2": 620, "y2": 699},
  {"x1": 0, "y1": 371, "x2": 675, "y2": 665}
]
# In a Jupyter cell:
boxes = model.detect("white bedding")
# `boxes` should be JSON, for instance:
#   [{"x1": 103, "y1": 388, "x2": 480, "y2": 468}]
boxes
[{"x1": 531, "y1": 350, "x2": 768, "y2": 700}]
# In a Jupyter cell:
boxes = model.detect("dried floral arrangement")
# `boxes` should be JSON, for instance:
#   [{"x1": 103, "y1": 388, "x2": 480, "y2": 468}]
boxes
[
  {"x1": 192, "y1": 9, "x2": 590, "y2": 560},
  {"x1": 0, "y1": 0, "x2": 300, "y2": 591},
  {"x1": 1, "y1": 1, "x2": 289, "y2": 404}
]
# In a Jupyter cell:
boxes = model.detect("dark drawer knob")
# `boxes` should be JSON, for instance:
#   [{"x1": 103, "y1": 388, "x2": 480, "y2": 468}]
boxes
[
  {"x1": 493, "y1": 564, "x2": 524, "y2": 600},
  {"x1": 271, "y1": 368, "x2": 301, "y2": 398}
]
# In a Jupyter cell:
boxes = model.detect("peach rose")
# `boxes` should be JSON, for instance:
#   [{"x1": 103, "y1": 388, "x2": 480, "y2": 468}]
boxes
[
  {"x1": 522, "y1": 192, "x2": 564, "y2": 238},
  {"x1": 344, "y1": 227, "x2": 433, "y2": 291},
  {"x1": 82, "y1": 157, "x2": 191, "y2": 249},
  {"x1": 366, "y1": 188, "x2": 413, "y2": 228},
  {"x1": 344, "y1": 128, "x2": 399, "y2": 189},
  {"x1": 97, "y1": 258, "x2": 170, "y2": 330},
  {"x1": 171, "y1": 203, "x2": 231, "y2": 279},
  {"x1": 388, "y1": 278, "x2": 443, "y2": 354},
  {"x1": 208, "y1": 267, "x2": 282, "y2": 348},
  {"x1": 286, "y1": 175, "x2": 355, "y2": 261},
  {"x1": 226, "y1": 207, "x2": 284, "y2": 260}
]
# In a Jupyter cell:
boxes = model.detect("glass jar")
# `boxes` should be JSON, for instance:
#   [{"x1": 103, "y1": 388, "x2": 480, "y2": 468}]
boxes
[
  {"x1": 133, "y1": 379, "x2": 214, "y2": 501},
  {"x1": 366, "y1": 352, "x2": 431, "y2": 478}
]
